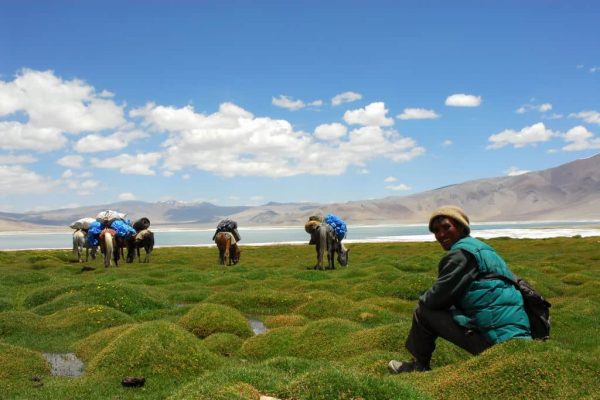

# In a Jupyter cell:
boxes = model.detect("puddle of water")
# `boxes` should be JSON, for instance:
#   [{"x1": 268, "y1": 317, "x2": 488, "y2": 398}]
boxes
[
  {"x1": 43, "y1": 353, "x2": 84, "y2": 377},
  {"x1": 247, "y1": 317, "x2": 268, "y2": 335}
]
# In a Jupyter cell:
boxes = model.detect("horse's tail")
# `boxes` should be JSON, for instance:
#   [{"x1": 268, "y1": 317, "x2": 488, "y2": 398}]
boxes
[{"x1": 104, "y1": 231, "x2": 114, "y2": 267}]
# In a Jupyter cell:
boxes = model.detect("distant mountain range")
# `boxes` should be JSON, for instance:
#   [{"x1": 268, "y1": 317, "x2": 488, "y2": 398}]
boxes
[{"x1": 2, "y1": 153, "x2": 600, "y2": 231}]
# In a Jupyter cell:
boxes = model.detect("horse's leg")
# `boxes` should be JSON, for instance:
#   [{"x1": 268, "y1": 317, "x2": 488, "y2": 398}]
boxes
[
  {"x1": 316, "y1": 226, "x2": 327, "y2": 270},
  {"x1": 225, "y1": 238, "x2": 231, "y2": 266}
]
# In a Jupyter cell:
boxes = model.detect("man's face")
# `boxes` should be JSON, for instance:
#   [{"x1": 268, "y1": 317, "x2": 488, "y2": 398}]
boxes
[{"x1": 431, "y1": 217, "x2": 466, "y2": 251}]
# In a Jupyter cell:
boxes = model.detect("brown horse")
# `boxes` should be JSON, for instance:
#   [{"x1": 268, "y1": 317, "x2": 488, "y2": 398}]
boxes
[{"x1": 215, "y1": 231, "x2": 240, "y2": 266}]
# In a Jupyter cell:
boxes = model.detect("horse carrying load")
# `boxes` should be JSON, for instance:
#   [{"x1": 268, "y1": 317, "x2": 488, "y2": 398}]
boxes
[
  {"x1": 212, "y1": 219, "x2": 241, "y2": 242},
  {"x1": 305, "y1": 213, "x2": 349, "y2": 270}
]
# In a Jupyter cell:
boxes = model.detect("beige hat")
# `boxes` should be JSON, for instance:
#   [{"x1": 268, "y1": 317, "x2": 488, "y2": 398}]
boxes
[{"x1": 428, "y1": 205, "x2": 470, "y2": 234}]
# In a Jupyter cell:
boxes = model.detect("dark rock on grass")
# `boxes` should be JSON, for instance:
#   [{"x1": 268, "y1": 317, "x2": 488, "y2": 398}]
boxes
[{"x1": 121, "y1": 376, "x2": 145, "y2": 387}]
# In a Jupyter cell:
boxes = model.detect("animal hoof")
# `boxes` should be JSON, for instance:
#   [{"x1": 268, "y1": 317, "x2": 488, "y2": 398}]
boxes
[{"x1": 121, "y1": 376, "x2": 145, "y2": 387}]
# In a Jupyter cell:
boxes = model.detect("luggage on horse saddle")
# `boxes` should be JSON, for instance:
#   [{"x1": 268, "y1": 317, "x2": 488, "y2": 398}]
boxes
[
  {"x1": 324, "y1": 214, "x2": 347, "y2": 241},
  {"x1": 70, "y1": 217, "x2": 96, "y2": 230},
  {"x1": 213, "y1": 219, "x2": 241, "y2": 241},
  {"x1": 133, "y1": 217, "x2": 151, "y2": 232}
]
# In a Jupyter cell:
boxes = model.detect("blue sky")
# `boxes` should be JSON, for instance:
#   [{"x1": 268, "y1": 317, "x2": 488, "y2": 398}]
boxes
[{"x1": 1, "y1": 1, "x2": 599, "y2": 212}]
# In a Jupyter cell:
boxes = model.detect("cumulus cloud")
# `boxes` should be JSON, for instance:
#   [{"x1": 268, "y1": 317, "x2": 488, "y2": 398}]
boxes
[
  {"x1": 0, "y1": 154, "x2": 37, "y2": 164},
  {"x1": 0, "y1": 69, "x2": 126, "y2": 142},
  {"x1": 561, "y1": 126, "x2": 600, "y2": 151},
  {"x1": 331, "y1": 91, "x2": 362, "y2": 106},
  {"x1": 272, "y1": 95, "x2": 322, "y2": 111},
  {"x1": 487, "y1": 122, "x2": 556, "y2": 149},
  {"x1": 343, "y1": 102, "x2": 394, "y2": 127},
  {"x1": 442, "y1": 139, "x2": 453, "y2": 146},
  {"x1": 0, "y1": 122, "x2": 66, "y2": 152},
  {"x1": 569, "y1": 110, "x2": 600, "y2": 125},
  {"x1": 131, "y1": 102, "x2": 424, "y2": 178},
  {"x1": 74, "y1": 130, "x2": 148, "y2": 153},
  {"x1": 91, "y1": 152, "x2": 162, "y2": 175},
  {"x1": 0, "y1": 165, "x2": 58, "y2": 194},
  {"x1": 505, "y1": 166, "x2": 530, "y2": 176},
  {"x1": 445, "y1": 93, "x2": 482, "y2": 107},
  {"x1": 397, "y1": 108, "x2": 440, "y2": 120},
  {"x1": 384, "y1": 176, "x2": 397, "y2": 183},
  {"x1": 314, "y1": 123, "x2": 347, "y2": 141},
  {"x1": 57, "y1": 155, "x2": 84, "y2": 168}
]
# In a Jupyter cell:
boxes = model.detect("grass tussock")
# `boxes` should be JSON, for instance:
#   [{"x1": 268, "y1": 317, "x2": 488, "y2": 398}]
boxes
[
  {"x1": 86, "y1": 320, "x2": 221, "y2": 377},
  {"x1": 0, "y1": 237, "x2": 598, "y2": 399}
]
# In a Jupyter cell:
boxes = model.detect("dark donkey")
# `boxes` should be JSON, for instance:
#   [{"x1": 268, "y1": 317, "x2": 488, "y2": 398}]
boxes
[
  {"x1": 126, "y1": 229, "x2": 154, "y2": 263},
  {"x1": 309, "y1": 222, "x2": 349, "y2": 270}
]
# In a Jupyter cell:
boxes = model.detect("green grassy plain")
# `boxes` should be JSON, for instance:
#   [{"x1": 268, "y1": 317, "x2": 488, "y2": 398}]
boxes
[{"x1": 1, "y1": 237, "x2": 599, "y2": 399}]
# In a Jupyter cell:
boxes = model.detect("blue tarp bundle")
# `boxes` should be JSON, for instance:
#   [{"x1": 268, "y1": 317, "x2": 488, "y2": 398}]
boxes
[
  {"x1": 87, "y1": 219, "x2": 135, "y2": 246},
  {"x1": 324, "y1": 214, "x2": 347, "y2": 241}
]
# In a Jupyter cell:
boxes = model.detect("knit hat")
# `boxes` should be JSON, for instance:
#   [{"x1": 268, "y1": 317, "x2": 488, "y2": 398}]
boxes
[{"x1": 428, "y1": 205, "x2": 470, "y2": 234}]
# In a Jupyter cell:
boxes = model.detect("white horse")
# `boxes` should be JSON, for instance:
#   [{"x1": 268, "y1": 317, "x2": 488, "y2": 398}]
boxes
[
  {"x1": 72, "y1": 230, "x2": 97, "y2": 263},
  {"x1": 100, "y1": 229, "x2": 118, "y2": 268}
]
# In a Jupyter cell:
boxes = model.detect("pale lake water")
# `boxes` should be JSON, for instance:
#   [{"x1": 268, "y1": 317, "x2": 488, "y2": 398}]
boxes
[{"x1": 1, "y1": 220, "x2": 599, "y2": 251}]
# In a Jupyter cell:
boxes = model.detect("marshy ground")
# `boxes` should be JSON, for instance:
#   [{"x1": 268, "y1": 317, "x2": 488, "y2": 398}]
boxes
[{"x1": 0, "y1": 237, "x2": 598, "y2": 399}]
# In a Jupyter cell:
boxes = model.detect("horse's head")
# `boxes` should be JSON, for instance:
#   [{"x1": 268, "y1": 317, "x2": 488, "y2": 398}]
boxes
[{"x1": 337, "y1": 245, "x2": 350, "y2": 267}]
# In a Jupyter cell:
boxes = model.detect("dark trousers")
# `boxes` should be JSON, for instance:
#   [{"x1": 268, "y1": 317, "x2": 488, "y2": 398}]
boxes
[{"x1": 405, "y1": 304, "x2": 492, "y2": 364}]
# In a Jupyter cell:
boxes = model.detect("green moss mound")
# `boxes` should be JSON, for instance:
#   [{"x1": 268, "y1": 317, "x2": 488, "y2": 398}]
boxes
[
  {"x1": 74, "y1": 324, "x2": 134, "y2": 362},
  {"x1": 283, "y1": 366, "x2": 431, "y2": 400},
  {"x1": 241, "y1": 318, "x2": 363, "y2": 361},
  {"x1": 43, "y1": 304, "x2": 134, "y2": 336},
  {"x1": 178, "y1": 302, "x2": 253, "y2": 339},
  {"x1": 203, "y1": 332, "x2": 243, "y2": 356},
  {"x1": 87, "y1": 321, "x2": 221, "y2": 377},
  {"x1": 411, "y1": 340, "x2": 598, "y2": 400},
  {"x1": 0, "y1": 342, "x2": 49, "y2": 380},
  {"x1": 31, "y1": 283, "x2": 165, "y2": 316},
  {"x1": 264, "y1": 314, "x2": 308, "y2": 328},
  {"x1": 206, "y1": 288, "x2": 305, "y2": 314}
]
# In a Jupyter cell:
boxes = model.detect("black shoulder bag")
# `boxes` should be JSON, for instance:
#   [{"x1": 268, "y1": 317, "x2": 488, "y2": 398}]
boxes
[{"x1": 479, "y1": 273, "x2": 551, "y2": 340}]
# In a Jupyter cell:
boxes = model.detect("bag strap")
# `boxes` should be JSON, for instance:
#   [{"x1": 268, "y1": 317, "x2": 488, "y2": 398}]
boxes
[{"x1": 478, "y1": 272, "x2": 519, "y2": 288}]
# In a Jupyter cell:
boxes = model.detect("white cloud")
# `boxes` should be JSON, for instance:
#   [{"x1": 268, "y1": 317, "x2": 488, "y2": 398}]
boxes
[
  {"x1": 384, "y1": 176, "x2": 397, "y2": 183},
  {"x1": 0, "y1": 122, "x2": 66, "y2": 152},
  {"x1": 561, "y1": 125, "x2": 600, "y2": 151},
  {"x1": 272, "y1": 95, "x2": 305, "y2": 110},
  {"x1": 0, "y1": 154, "x2": 37, "y2": 164},
  {"x1": 0, "y1": 69, "x2": 126, "y2": 134},
  {"x1": 516, "y1": 102, "x2": 552, "y2": 114},
  {"x1": 182, "y1": 174, "x2": 191, "y2": 180},
  {"x1": 358, "y1": 168, "x2": 369, "y2": 174},
  {"x1": 397, "y1": 108, "x2": 440, "y2": 120},
  {"x1": 590, "y1": 66, "x2": 600, "y2": 73},
  {"x1": 57, "y1": 155, "x2": 84, "y2": 168},
  {"x1": 133, "y1": 102, "x2": 424, "y2": 178},
  {"x1": 386, "y1": 183, "x2": 411, "y2": 191},
  {"x1": 118, "y1": 192, "x2": 136, "y2": 201},
  {"x1": 445, "y1": 93, "x2": 482, "y2": 107},
  {"x1": 314, "y1": 123, "x2": 347, "y2": 141},
  {"x1": 74, "y1": 130, "x2": 148, "y2": 153},
  {"x1": 487, "y1": 122, "x2": 556, "y2": 149},
  {"x1": 442, "y1": 139, "x2": 453, "y2": 146},
  {"x1": 343, "y1": 102, "x2": 394, "y2": 127},
  {"x1": 0, "y1": 165, "x2": 58, "y2": 194},
  {"x1": 331, "y1": 91, "x2": 362, "y2": 106},
  {"x1": 505, "y1": 166, "x2": 530, "y2": 176},
  {"x1": 91, "y1": 152, "x2": 162, "y2": 175},
  {"x1": 569, "y1": 110, "x2": 600, "y2": 125},
  {"x1": 272, "y1": 95, "x2": 322, "y2": 111}
]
